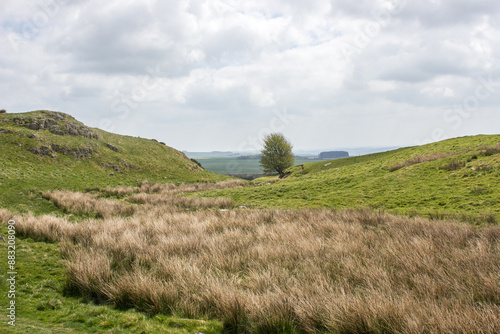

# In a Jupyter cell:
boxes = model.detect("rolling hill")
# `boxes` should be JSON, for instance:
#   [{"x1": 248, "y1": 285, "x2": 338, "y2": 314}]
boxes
[
  {"x1": 0, "y1": 110, "x2": 229, "y2": 213},
  {"x1": 200, "y1": 134, "x2": 500, "y2": 224}
]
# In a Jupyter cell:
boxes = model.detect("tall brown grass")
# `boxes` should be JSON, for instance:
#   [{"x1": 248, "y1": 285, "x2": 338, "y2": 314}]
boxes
[
  {"x1": 5, "y1": 196, "x2": 499, "y2": 333},
  {"x1": 42, "y1": 180, "x2": 244, "y2": 216},
  {"x1": 389, "y1": 152, "x2": 456, "y2": 172},
  {"x1": 42, "y1": 191, "x2": 136, "y2": 218},
  {"x1": 100, "y1": 179, "x2": 248, "y2": 197}
]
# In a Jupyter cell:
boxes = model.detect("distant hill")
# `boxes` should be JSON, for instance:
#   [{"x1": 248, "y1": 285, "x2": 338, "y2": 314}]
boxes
[
  {"x1": 0, "y1": 110, "x2": 229, "y2": 213},
  {"x1": 201, "y1": 135, "x2": 500, "y2": 224},
  {"x1": 318, "y1": 151, "x2": 349, "y2": 160}
]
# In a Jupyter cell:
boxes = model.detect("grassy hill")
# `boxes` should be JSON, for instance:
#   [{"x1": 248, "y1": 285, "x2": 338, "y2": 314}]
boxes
[
  {"x1": 1, "y1": 114, "x2": 498, "y2": 333},
  {"x1": 0, "y1": 110, "x2": 229, "y2": 213},
  {"x1": 199, "y1": 134, "x2": 500, "y2": 224}
]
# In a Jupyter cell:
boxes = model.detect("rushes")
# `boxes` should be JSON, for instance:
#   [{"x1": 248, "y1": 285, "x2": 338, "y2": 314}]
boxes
[
  {"x1": 42, "y1": 191, "x2": 136, "y2": 218},
  {"x1": 43, "y1": 180, "x2": 240, "y2": 216},
  {"x1": 6, "y1": 196, "x2": 500, "y2": 333},
  {"x1": 389, "y1": 152, "x2": 456, "y2": 172}
]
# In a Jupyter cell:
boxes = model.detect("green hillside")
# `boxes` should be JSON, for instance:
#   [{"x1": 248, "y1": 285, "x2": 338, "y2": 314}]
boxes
[
  {"x1": 0, "y1": 110, "x2": 229, "y2": 213},
  {"x1": 200, "y1": 134, "x2": 500, "y2": 224}
]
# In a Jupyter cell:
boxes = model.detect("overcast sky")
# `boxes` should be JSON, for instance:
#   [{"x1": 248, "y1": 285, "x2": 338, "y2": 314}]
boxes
[{"x1": 1, "y1": 0, "x2": 500, "y2": 151}]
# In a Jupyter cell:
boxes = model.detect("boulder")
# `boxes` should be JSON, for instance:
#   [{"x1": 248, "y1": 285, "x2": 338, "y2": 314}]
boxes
[
  {"x1": 106, "y1": 143, "x2": 120, "y2": 152},
  {"x1": 28, "y1": 146, "x2": 56, "y2": 158}
]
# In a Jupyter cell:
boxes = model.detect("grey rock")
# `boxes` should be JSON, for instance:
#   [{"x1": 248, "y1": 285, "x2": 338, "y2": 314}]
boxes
[
  {"x1": 28, "y1": 146, "x2": 56, "y2": 158},
  {"x1": 106, "y1": 143, "x2": 120, "y2": 152},
  {"x1": 28, "y1": 123, "x2": 40, "y2": 130}
]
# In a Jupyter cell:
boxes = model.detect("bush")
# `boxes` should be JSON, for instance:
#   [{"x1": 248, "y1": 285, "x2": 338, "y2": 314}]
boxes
[
  {"x1": 439, "y1": 160, "x2": 466, "y2": 171},
  {"x1": 190, "y1": 158, "x2": 203, "y2": 169}
]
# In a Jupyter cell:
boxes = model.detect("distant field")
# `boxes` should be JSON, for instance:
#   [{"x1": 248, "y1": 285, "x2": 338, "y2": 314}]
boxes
[{"x1": 197, "y1": 157, "x2": 322, "y2": 175}]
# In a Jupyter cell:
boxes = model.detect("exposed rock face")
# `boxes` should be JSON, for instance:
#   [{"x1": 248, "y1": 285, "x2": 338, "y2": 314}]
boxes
[
  {"x1": 12, "y1": 111, "x2": 99, "y2": 139},
  {"x1": 28, "y1": 146, "x2": 56, "y2": 158},
  {"x1": 102, "y1": 163, "x2": 122, "y2": 172},
  {"x1": 28, "y1": 144, "x2": 93, "y2": 159},
  {"x1": 101, "y1": 161, "x2": 141, "y2": 172}
]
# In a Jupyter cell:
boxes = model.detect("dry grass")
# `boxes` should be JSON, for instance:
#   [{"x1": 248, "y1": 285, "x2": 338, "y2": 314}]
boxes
[
  {"x1": 390, "y1": 143, "x2": 500, "y2": 172},
  {"x1": 478, "y1": 143, "x2": 500, "y2": 156},
  {"x1": 439, "y1": 159, "x2": 467, "y2": 171},
  {"x1": 5, "y1": 188, "x2": 499, "y2": 333},
  {"x1": 389, "y1": 153, "x2": 456, "y2": 172},
  {"x1": 100, "y1": 179, "x2": 248, "y2": 197},
  {"x1": 43, "y1": 180, "x2": 244, "y2": 216},
  {"x1": 128, "y1": 193, "x2": 233, "y2": 210},
  {"x1": 42, "y1": 191, "x2": 136, "y2": 218}
]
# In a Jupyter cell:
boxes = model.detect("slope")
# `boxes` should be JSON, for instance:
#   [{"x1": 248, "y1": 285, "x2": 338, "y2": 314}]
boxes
[
  {"x1": 0, "y1": 110, "x2": 229, "y2": 213},
  {"x1": 201, "y1": 135, "x2": 500, "y2": 224}
]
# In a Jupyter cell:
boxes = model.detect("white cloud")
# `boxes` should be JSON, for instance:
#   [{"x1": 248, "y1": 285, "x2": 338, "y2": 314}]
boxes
[{"x1": 1, "y1": 0, "x2": 500, "y2": 151}]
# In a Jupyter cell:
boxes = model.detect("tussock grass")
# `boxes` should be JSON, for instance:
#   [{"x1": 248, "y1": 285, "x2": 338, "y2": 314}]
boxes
[
  {"x1": 7, "y1": 192, "x2": 500, "y2": 333},
  {"x1": 42, "y1": 191, "x2": 136, "y2": 218},
  {"x1": 43, "y1": 180, "x2": 240, "y2": 214},
  {"x1": 478, "y1": 143, "x2": 500, "y2": 156},
  {"x1": 389, "y1": 152, "x2": 455, "y2": 172}
]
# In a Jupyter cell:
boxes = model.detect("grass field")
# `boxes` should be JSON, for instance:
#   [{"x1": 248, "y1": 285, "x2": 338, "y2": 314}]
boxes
[
  {"x1": 1, "y1": 111, "x2": 500, "y2": 333},
  {"x1": 1, "y1": 181, "x2": 498, "y2": 333},
  {"x1": 198, "y1": 135, "x2": 500, "y2": 224}
]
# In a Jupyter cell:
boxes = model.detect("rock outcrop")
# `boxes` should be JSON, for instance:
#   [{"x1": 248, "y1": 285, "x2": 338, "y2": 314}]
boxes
[
  {"x1": 28, "y1": 144, "x2": 93, "y2": 159},
  {"x1": 11, "y1": 111, "x2": 99, "y2": 139},
  {"x1": 106, "y1": 143, "x2": 120, "y2": 152}
]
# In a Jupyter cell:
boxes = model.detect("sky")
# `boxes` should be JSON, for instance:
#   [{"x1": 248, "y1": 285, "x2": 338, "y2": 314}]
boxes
[{"x1": 1, "y1": 0, "x2": 500, "y2": 152}]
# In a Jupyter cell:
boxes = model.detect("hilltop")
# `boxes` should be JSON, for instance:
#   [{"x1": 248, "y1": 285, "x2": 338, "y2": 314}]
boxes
[
  {"x1": 0, "y1": 110, "x2": 229, "y2": 213},
  {"x1": 200, "y1": 134, "x2": 500, "y2": 224}
]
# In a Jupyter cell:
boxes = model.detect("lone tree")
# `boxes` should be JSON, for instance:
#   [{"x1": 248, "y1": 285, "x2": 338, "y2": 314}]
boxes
[{"x1": 259, "y1": 133, "x2": 295, "y2": 178}]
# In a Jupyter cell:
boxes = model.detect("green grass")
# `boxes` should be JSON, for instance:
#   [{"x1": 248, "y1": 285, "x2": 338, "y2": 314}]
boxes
[
  {"x1": 0, "y1": 223, "x2": 223, "y2": 333},
  {"x1": 0, "y1": 111, "x2": 229, "y2": 214},
  {"x1": 198, "y1": 135, "x2": 500, "y2": 224}
]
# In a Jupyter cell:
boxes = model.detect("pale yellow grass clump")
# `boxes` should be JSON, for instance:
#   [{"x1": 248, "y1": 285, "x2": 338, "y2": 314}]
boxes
[
  {"x1": 42, "y1": 180, "x2": 243, "y2": 217},
  {"x1": 42, "y1": 191, "x2": 136, "y2": 218},
  {"x1": 389, "y1": 152, "x2": 456, "y2": 172},
  {"x1": 7, "y1": 198, "x2": 500, "y2": 333},
  {"x1": 138, "y1": 179, "x2": 247, "y2": 195}
]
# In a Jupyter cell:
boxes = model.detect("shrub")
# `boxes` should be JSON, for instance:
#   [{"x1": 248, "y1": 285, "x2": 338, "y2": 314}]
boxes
[{"x1": 439, "y1": 159, "x2": 466, "y2": 171}]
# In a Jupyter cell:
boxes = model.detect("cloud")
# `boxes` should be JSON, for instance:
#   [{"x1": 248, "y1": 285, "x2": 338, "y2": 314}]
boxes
[{"x1": 1, "y1": 0, "x2": 500, "y2": 151}]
